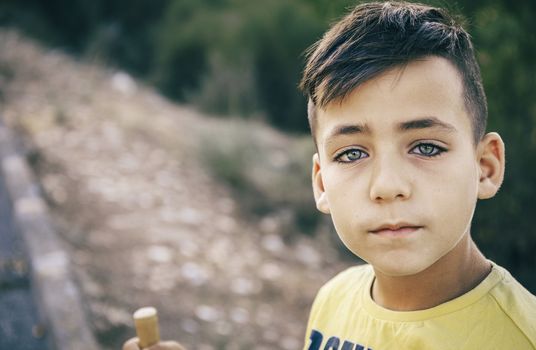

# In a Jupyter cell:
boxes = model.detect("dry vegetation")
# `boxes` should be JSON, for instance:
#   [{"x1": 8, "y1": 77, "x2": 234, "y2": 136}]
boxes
[{"x1": 0, "y1": 30, "x2": 356, "y2": 349}]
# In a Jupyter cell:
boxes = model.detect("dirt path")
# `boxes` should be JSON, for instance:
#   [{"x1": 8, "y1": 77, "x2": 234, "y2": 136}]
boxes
[{"x1": 0, "y1": 30, "x2": 352, "y2": 349}]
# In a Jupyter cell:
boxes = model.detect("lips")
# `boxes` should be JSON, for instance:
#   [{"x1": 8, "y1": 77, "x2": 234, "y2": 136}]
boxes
[{"x1": 369, "y1": 223, "x2": 423, "y2": 236}]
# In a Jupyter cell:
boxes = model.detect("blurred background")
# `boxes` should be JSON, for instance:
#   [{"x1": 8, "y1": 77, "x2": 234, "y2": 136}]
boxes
[{"x1": 0, "y1": 0, "x2": 534, "y2": 349}]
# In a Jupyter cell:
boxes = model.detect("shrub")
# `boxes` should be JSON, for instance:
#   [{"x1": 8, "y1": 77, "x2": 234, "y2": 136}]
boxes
[{"x1": 197, "y1": 118, "x2": 320, "y2": 235}]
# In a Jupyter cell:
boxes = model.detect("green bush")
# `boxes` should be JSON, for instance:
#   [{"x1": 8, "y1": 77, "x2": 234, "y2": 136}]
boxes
[
  {"x1": 469, "y1": 3, "x2": 536, "y2": 292},
  {"x1": 198, "y1": 118, "x2": 320, "y2": 235},
  {"x1": 151, "y1": 0, "x2": 325, "y2": 130}
]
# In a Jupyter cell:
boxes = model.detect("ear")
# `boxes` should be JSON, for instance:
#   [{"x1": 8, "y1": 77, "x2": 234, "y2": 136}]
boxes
[
  {"x1": 477, "y1": 132, "x2": 505, "y2": 199},
  {"x1": 312, "y1": 153, "x2": 330, "y2": 214}
]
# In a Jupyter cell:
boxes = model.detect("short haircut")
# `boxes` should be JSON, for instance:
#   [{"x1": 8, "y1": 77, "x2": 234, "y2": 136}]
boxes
[{"x1": 299, "y1": 1, "x2": 487, "y2": 145}]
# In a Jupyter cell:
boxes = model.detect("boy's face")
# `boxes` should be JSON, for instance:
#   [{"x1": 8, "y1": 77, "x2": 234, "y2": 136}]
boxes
[{"x1": 312, "y1": 56, "x2": 485, "y2": 276}]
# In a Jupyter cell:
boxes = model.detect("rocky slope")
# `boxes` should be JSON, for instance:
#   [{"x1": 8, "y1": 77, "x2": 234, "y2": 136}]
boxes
[{"x1": 0, "y1": 30, "x2": 353, "y2": 349}]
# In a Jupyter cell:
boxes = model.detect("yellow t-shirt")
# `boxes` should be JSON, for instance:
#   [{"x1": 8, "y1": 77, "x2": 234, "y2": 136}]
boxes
[{"x1": 303, "y1": 262, "x2": 536, "y2": 350}]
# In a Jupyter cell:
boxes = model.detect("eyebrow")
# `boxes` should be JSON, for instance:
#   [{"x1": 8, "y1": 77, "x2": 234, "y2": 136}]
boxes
[
  {"x1": 328, "y1": 123, "x2": 371, "y2": 139},
  {"x1": 326, "y1": 116, "x2": 456, "y2": 142},
  {"x1": 398, "y1": 117, "x2": 457, "y2": 133}
]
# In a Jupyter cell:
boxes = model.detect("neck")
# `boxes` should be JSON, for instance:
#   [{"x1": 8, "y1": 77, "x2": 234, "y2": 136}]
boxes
[{"x1": 371, "y1": 233, "x2": 491, "y2": 311}]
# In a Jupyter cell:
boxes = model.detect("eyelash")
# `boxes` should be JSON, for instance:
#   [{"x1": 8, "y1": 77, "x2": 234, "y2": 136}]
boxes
[
  {"x1": 334, "y1": 143, "x2": 447, "y2": 163},
  {"x1": 410, "y1": 143, "x2": 447, "y2": 157},
  {"x1": 334, "y1": 148, "x2": 369, "y2": 163}
]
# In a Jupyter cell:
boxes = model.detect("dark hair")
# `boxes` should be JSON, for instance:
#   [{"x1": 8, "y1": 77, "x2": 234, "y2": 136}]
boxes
[{"x1": 300, "y1": 1, "x2": 487, "y2": 144}]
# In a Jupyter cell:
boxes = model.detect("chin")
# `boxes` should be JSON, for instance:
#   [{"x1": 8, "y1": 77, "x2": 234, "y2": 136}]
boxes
[
  {"x1": 365, "y1": 254, "x2": 438, "y2": 277},
  {"x1": 375, "y1": 264, "x2": 429, "y2": 277}
]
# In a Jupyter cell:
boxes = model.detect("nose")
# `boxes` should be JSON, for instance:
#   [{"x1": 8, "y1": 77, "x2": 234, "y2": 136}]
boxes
[{"x1": 369, "y1": 154, "x2": 411, "y2": 202}]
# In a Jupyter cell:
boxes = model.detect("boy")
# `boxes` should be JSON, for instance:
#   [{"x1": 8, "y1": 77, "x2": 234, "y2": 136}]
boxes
[
  {"x1": 299, "y1": 1, "x2": 536, "y2": 349},
  {"x1": 124, "y1": 1, "x2": 536, "y2": 349}
]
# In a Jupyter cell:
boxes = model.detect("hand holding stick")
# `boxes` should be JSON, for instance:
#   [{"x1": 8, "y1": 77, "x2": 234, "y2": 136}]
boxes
[{"x1": 133, "y1": 307, "x2": 160, "y2": 349}]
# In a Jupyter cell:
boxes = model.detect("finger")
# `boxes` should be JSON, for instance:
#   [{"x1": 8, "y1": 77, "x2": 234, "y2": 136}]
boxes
[
  {"x1": 148, "y1": 341, "x2": 186, "y2": 350},
  {"x1": 123, "y1": 337, "x2": 140, "y2": 350}
]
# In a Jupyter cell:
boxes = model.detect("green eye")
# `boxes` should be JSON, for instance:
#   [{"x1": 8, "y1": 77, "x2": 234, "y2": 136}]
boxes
[
  {"x1": 336, "y1": 149, "x2": 368, "y2": 163},
  {"x1": 347, "y1": 150, "x2": 363, "y2": 160},
  {"x1": 419, "y1": 144, "x2": 435, "y2": 155},
  {"x1": 412, "y1": 143, "x2": 446, "y2": 157}
]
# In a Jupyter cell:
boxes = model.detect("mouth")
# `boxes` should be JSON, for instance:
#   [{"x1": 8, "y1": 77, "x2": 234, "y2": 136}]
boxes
[{"x1": 369, "y1": 222, "x2": 423, "y2": 236}]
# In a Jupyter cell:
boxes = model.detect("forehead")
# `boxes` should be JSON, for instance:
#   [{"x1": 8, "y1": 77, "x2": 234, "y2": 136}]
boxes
[{"x1": 315, "y1": 57, "x2": 471, "y2": 144}]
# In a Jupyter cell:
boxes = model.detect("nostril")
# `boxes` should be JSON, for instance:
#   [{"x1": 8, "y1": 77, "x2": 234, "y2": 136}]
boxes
[{"x1": 370, "y1": 184, "x2": 411, "y2": 202}]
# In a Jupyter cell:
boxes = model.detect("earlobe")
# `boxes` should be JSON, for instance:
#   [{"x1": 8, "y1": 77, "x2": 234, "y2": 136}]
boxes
[
  {"x1": 312, "y1": 153, "x2": 330, "y2": 214},
  {"x1": 477, "y1": 132, "x2": 505, "y2": 199}
]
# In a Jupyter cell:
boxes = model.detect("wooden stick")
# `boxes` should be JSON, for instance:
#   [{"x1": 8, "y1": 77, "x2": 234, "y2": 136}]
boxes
[{"x1": 133, "y1": 307, "x2": 160, "y2": 349}]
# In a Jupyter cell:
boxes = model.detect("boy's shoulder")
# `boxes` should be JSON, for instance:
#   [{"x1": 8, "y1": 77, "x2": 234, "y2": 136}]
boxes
[
  {"x1": 489, "y1": 263, "x2": 536, "y2": 343},
  {"x1": 307, "y1": 263, "x2": 373, "y2": 328},
  {"x1": 316, "y1": 263, "x2": 373, "y2": 303},
  {"x1": 324, "y1": 263, "x2": 372, "y2": 285}
]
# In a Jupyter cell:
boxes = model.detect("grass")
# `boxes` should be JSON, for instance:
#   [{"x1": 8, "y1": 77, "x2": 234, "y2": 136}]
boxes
[{"x1": 197, "y1": 117, "x2": 321, "y2": 235}]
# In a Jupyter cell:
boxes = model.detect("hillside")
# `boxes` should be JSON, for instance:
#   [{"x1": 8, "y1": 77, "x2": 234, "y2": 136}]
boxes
[{"x1": 0, "y1": 30, "x2": 353, "y2": 349}]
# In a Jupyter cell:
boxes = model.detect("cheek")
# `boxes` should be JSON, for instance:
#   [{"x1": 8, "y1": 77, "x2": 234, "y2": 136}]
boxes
[
  {"x1": 430, "y1": 161, "x2": 479, "y2": 230},
  {"x1": 324, "y1": 171, "x2": 366, "y2": 217},
  {"x1": 323, "y1": 179, "x2": 353, "y2": 227},
  {"x1": 325, "y1": 182, "x2": 369, "y2": 245},
  {"x1": 450, "y1": 157, "x2": 480, "y2": 200},
  {"x1": 425, "y1": 149, "x2": 479, "y2": 193},
  {"x1": 323, "y1": 164, "x2": 369, "y2": 197}
]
